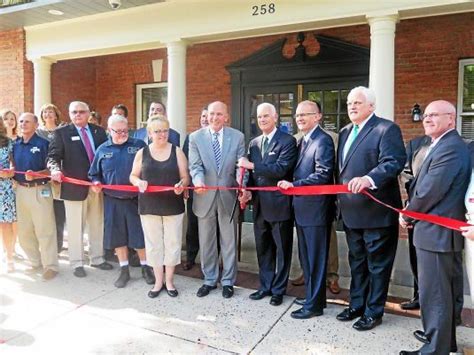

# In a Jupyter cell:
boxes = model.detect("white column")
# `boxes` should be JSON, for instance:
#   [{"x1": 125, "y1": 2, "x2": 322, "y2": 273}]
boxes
[
  {"x1": 367, "y1": 14, "x2": 398, "y2": 121},
  {"x1": 166, "y1": 41, "x2": 187, "y2": 143},
  {"x1": 32, "y1": 57, "x2": 55, "y2": 116}
]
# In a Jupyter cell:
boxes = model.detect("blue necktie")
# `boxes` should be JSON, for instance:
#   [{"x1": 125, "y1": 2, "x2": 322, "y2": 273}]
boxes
[{"x1": 212, "y1": 132, "x2": 221, "y2": 170}]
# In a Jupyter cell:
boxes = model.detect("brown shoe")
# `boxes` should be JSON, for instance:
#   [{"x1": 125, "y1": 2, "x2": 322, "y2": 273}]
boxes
[
  {"x1": 42, "y1": 269, "x2": 58, "y2": 280},
  {"x1": 291, "y1": 274, "x2": 305, "y2": 286},
  {"x1": 182, "y1": 261, "x2": 195, "y2": 271},
  {"x1": 328, "y1": 279, "x2": 341, "y2": 294}
]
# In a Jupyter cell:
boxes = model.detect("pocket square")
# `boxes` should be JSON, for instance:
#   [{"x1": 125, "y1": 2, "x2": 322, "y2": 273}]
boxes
[{"x1": 268, "y1": 152, "x2": 276, "y2": 156}]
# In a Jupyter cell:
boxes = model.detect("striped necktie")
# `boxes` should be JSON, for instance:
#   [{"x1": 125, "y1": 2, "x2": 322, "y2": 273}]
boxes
[
  {"x1": 212, "y1": 132, "x2": 221, "y2": 170},
  {"x1": 262, "y1": 136, "x2": 269, "y2": 157}
]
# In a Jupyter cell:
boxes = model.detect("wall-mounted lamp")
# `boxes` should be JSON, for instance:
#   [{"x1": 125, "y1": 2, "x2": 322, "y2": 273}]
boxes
[{"x1": 412, "y1": 103, "x2": 422, "y2": 122}]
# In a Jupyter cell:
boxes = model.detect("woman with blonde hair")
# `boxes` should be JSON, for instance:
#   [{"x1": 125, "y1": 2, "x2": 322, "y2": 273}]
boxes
[
  {"x1": 0, "y1": 117, "x2": 16, "y2": 272},
  {"x1": 130, "y1": 115, "x2": 189, "y2": 298},
  {"x1": 36, "y1": 103, "x2": 66, "y2": 253},
  {"x1": 1, "y1": 110, "x2": 18, "y2": 140}
]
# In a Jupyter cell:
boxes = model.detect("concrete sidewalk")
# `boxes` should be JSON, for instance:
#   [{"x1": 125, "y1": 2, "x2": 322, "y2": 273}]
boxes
[{"x1": 1, "y1": 260, "x2": 474, "y2": 354}]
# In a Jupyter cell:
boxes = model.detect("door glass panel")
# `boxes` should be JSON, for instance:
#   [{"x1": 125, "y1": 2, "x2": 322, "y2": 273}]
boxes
[
  {"x1": 306, "y1": 88, "x2": 351, "y2": 133},
  {"x1": 248, "y1": 91, "x2": 296, "y2": 138},
  {"x1": 322, "y1": 114, "x2": 337, "y2": 133},
  {"x1": 323, "y1": 90, "x2": 339, "y2": 114}
]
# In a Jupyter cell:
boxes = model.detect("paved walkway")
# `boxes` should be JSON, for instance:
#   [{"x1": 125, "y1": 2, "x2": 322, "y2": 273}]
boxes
[{"x1": 1, "y1": 260, "x2": 474, "y2": 354}]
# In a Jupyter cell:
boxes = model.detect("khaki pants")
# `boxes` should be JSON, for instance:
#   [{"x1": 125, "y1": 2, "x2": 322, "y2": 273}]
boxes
[
  {"x1": 327, "y1": 223, "x2": 339, "y2": 282},
  {"x1": 16, "y1": 184, "x2": 58, "y2": 271},
  {"x1": 64, "y1": 189, "x2": 104, "y2": 268}
]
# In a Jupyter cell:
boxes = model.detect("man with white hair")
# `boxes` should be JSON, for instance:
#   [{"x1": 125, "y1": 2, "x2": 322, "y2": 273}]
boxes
[
  {"x1": 48, "y1": 101, "x2": 112, "y2": 277},
  {"x1": 335, "y1": 87, "x2": 406, "y2": 330},
  {"x1": 89, "y1": 115, "x2": 155, "y2": 288},
  {"x1": 238, "y1": 102, "x2": 297, "y2": 306}
]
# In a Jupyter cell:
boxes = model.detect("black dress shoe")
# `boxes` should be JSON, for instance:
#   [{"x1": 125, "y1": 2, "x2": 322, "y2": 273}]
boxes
[
  {"x1": 148, "y1": 285, "x2": 164, "y2": 298},
  {"x1": 91, "y1": 262, "x2": 113, "y2": 270},
  {"x1": 270, "y1": 295, "x2": 283, "y2": 306},
  {"x1": 73, "y1": 267, "x2": 86, "y2": 278},
  {"x1": 249, "y1": 290, "x2": 271, "y2": 300},
  {"x1": 455, "y1": 317, "x2": 462, "y2": 326},
  {"x1": 141, "y1": 265, "x2": 155, "y2": 285},
  {"x1": 352, "y1": 315, "x2": 382, "y2": 331},
  {"x1": 336, "y1": 307, "x2": 364, "y2": 321},
  {"x1": 166, "y1": 286, "x2": 179, "y2": 297},
  {"x1": 399, "y1": 351, "x2": 420, "y2": 355},
  {"x1": 291, "y1": 307, "x2": 323, "y2": 319},
  {"x1": 400, "y1": 298, "x2": 420, "y2": 310},
  {"x1": 196, "y1": 284, "x2": 217, "y2": 297},
  {"x1": 413, "y1": 330, "x2": 430, "y2": 344},
  {"x1": 294, "y1": 297, "x2": 306, "y2": 306},
  {"x1": 222, "y1": 286, "x2": 234, "y2": 299},
  {"x1": 182, "y1": 261, "x2": 195, "y2": 271},
  {"x1": 114, "y1": 266, "x2": 130, "y2": 288}
]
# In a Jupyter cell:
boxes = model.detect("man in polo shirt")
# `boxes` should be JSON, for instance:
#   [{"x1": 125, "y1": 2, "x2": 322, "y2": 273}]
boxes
[{"x1": 13, "y1": 112, "x2": 58, "y2": 280}]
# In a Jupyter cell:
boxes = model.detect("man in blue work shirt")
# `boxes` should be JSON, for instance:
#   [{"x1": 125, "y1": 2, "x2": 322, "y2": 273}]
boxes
[
  {"x1": 89, "y1": 114, "x2": 155, "y2": 288},
  {"x1": 13, "y1": 112, "x2": 58, "y2": 280}
]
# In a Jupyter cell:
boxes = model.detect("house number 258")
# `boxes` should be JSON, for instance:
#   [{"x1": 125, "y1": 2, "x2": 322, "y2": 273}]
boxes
[{"x1": 252, "y1": 3, "x2": 276, "y2": 16}]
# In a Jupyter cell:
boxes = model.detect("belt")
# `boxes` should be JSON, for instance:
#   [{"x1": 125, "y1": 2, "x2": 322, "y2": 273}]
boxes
[{"x1": 17, "y1": 181, "x2": 49, "y2": 188}]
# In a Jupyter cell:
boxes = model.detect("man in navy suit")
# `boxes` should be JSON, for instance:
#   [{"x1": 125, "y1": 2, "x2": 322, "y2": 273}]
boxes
[
  {"x1": 133, "y1": 101, "x2": 180, "y2": 146},
  {"x1": 336, "y1": 87, "x2": 406, "y2": 330},
  {"x1": 278, "y1": 100, "x2": 335, "y2": 318},
  {"x1": 48, "y1": 101, "x2": 113, "y2": 277},
  {"x1": 238, "y1": 103, "x2": 297, "y2": 306},
  {"x1": 399, "y1": 101, "x2": 470, "y2": 355}
]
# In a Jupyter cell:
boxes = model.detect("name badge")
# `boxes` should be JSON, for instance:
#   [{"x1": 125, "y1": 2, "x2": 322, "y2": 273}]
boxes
[
  {"x1": 71, "y1": 136, "x2": 80, "y2": 141},
  {"x1": 103, "y1": 152, "x2": 113, "y2": 159},
  {"x1": 128, "y1": 147, "x2": 140, "y2": 154},
  {"x1": 40, "y1": 187, "x2": 51, "y2": 198}
]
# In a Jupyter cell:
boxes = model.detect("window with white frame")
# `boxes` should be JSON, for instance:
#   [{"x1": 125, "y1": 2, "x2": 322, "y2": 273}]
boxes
[
  {"x1": 135, "y1": 82, "x2": 168, "y2": 129},
  {"x1": 458, "y1": 59, "x2": 474, "y2": 139}
]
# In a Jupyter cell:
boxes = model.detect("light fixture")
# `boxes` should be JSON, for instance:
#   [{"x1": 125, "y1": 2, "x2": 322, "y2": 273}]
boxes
[
  {"x1": 412, "y1": 103, "x2": 422, "y2": 122},
  {"x1": 48, "y1": 9, "x2": 64, "y2": 16}
]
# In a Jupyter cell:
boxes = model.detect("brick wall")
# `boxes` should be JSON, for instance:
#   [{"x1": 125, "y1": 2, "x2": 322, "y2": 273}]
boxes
[
  {"x1": 396, "y1": 13, "x2": 474, "y2": 142},
  {"x1": 0, "y1": 28, "x2": 31, "y2": 114}
]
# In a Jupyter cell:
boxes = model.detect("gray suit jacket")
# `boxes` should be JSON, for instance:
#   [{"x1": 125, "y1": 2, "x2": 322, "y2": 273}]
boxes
[
  {"x1": 189, "y1": 126, "x2": 245, "y2": 218},
  {"x1": 407, "y1": 129, "x2": 471, "y2": 252}
]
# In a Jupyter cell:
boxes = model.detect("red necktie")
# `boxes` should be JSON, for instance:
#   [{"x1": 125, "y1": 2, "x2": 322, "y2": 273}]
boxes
[{"x1": 80, "y1": 127, "x2": 94, "y2": 163}]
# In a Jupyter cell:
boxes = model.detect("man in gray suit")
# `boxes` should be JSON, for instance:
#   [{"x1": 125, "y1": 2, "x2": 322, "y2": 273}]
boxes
[
  {"x1": 399, "y1": 100, "x2": 471, "y2": 355},
  {"x1": 188, "y1": 101, "x2": 245, "y2": 298}
]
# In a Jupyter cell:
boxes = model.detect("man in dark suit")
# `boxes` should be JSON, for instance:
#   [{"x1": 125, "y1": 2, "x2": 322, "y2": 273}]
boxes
[
  {"x1": 48, "y1": 101, "x2": 113, "y2": 277},
  {"x1": 399, "y1": 100, "x2": 470, "y2": 355},
  {"x1": 238, "y1": 102, "x2": 297, "y2": 306},
  {"x1": 278, "y1": 100, "x2": 335, "y2": 318},
  {"x1": 336, "y1": 86, "x2": 406, "y2": 331},
  {"x1": 133, "y1": 101, "x2": 180, "y2": 146}
]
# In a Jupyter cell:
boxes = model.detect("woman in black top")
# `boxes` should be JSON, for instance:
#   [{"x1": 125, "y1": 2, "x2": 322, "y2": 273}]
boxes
[{"x1": 130, "y1": 115, "x2": 189, "y2": 298}]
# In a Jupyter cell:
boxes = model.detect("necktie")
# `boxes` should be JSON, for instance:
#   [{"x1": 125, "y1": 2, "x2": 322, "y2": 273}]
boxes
[
  {"x1": 300, "y1": 138, "x2": 306, "y2": 153},
  {"x1": 212, "y1": 132, "x2": 221, "y2": 170},
  {"x1": 343, "y1": 124, "x2": 359, "y2": 162},
  {"x1": 80, "y1": 127, "x2": 95, "y2": 163},
  {"x1": 262, "y1": 136, "x2": 269, "y2": 157}
]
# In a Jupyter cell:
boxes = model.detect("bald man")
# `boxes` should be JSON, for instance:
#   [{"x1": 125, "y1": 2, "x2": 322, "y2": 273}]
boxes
[{"x1": 400, "y1": 100, "x2": 471, "y2": 355}]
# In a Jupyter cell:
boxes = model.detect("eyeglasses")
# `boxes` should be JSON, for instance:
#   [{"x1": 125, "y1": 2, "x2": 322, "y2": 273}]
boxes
[
  {"x1": 70, "y1": 110, "x2": 88, "y2": 115},
  {"x1": 294, "y1": 112, "x2": 318, "y2": 119},
  {"x1": 152, "y1": 129, "x2": 169, "y2": 134},
  {"x1": 110, "y1": 128, "x2": 129, "y2": 135},
  {"x1": 422, "y1": 112, "x2": 453, "y2": 119}
]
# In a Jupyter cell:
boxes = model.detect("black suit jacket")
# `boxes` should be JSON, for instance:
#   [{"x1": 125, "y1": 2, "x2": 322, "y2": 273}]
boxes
[
  {"x1": 292, "y1": 126, "x2": 335, "y2": 227},
  {"x1": 337, "y1": 115, "x2": 406, "y2": 229},
  {"x1": 404, "y1": 135, "x2": 431, "y2": 194},
  {"x1": 47, "y1": 123, "x2": 108, "y2": 201},
  {"x1": 248, "y1": 129, "x2": 297, "y2": 222},
  {"x1": 407, "y1": 130, "x2": 471, "y2": 253}
]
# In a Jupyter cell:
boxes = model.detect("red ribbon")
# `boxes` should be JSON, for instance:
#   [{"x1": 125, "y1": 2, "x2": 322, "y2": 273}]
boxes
[{"x1": 5, "y1": 169, "x2": 469, "y2": 232}]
